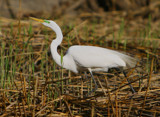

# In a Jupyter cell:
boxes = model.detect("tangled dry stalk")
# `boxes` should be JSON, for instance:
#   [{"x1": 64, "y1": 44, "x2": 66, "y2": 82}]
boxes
[{"x1": 0, "y1": 11, "x2": 160, "y2": 116}]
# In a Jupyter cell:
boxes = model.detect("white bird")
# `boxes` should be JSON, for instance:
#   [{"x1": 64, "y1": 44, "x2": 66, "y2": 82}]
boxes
[{"x1": 31, "y1": 17, "x2": 136, "y2": 94}]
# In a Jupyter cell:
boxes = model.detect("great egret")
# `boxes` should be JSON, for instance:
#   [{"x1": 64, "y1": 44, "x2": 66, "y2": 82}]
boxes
[{"x1": 30, "y1": 17, "x2": 136, "y2": 94}]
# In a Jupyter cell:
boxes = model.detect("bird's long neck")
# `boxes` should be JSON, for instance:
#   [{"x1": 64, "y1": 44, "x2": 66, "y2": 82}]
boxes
[{"x1": 50, "y1": 24, "x2": 63, "y2": 67}]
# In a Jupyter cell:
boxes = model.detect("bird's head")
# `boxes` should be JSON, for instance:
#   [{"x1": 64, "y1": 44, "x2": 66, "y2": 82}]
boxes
[
  {"x1": 30, "y1": 17, "x2": 63, "y2": 45},
  {"x1": 30, "y1": 17, "x2": 60, "y2": 31}
]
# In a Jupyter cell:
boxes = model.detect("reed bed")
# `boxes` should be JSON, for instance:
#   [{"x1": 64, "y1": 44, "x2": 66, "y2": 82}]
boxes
[{"x1": 0, "y1": 13, "x2": 160, "y2": 116}]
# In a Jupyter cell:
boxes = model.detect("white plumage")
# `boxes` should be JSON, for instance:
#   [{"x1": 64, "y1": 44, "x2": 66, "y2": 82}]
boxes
[
  {"x1": 66, "y1": 46, "x2": 127, "y2": 72},
  {"x1": 44, "y1": 20, "x2": 136, "y2": 72},
  {"x1": 31, "y1": 17, "x2": 136, "y2": 94}
]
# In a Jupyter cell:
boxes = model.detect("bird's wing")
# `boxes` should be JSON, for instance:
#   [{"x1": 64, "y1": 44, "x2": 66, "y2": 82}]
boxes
[{"x1": 67, "y1": 45, "x2": 129, "y2": 69}]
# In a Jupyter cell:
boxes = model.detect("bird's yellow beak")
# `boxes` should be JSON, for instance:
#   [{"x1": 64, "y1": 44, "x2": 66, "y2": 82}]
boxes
[{"x1": 30, "y1": 17, "x2": 44, "y2": 23}]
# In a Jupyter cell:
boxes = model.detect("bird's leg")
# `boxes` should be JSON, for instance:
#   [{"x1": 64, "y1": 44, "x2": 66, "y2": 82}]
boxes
[
  {"x1": 87, "y1": 68, "x2": 98, "y2": 96},
  {"x1": 123, "y1": 71, "x2": 136, "y2": 94},
  {"x1": 82, "y1": 72, "x2": 89, "y2": 84},
  {"x1": 84, "y1": 71, "x2": 88, "y2": 79},
  {"x1": 84, "y1": 71, "x2": 90, "y2": 82}
]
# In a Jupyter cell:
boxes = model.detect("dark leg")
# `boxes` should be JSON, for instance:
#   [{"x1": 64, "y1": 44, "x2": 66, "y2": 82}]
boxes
[
  {"x1": 84, "y1": 71, "x2": 89, "y2": 80},
  {"x1": 82, "y1": 72, "x2": 89, "y2": 84},
  {"x1": 123, "y1": 71, "x2": 136, "y2": 94},
  {"x1": 87, "y1": 68, "x2": 98, "y2": 96}
]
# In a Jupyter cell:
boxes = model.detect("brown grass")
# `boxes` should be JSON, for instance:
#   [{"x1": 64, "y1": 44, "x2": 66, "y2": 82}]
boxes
[{"x1": 0, "y1": 12, "x2": 160, "y2": 116}]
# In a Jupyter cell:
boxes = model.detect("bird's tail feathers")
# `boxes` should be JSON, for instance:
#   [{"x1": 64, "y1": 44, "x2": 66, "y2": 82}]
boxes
[
  {"x1": 123, "y1": 55, "x2": 137, "y2": 68},
  {"x1": 113, "y1": 51, "x2": 137, "y2": 68}
]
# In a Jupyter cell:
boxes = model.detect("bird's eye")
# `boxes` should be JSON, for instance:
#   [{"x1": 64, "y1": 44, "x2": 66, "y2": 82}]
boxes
[{"x1": 44, "y1": 20, "x2": 50, "y2": 24}]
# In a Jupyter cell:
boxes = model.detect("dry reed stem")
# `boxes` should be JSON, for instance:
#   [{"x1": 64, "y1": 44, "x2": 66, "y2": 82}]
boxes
[
  {"x1": 0, "y1": 12, "x2": 160, "y2": 116},
  {"x1": 140, "y1": 58, "x2": 154, "y2": 117},
  {"x1": 104, "y1": 76, "x2": 116, "y2": 116}
]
